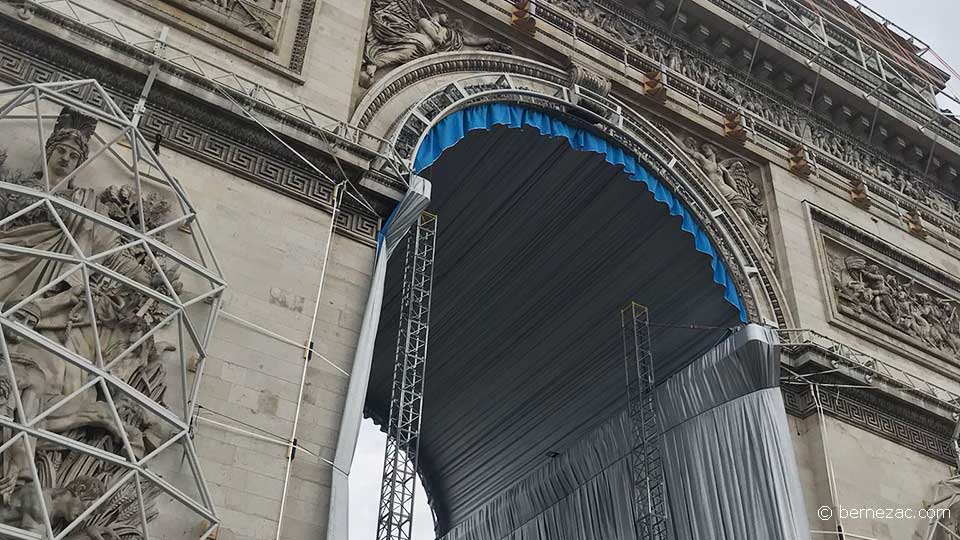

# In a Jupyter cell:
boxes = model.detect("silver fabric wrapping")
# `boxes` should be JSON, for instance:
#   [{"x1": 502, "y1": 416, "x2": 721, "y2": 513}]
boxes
[
  {"x1": 439, "y1": 411, "x2": 637, "y2": 540},
  {"x1": 326, "y1": 175, "x2": 432, "y2": 540},
  {"x1": 436, "y1": 324, "x2": 808, "y2": 540},
  {"x1": 657, "y1": 324, "x2": 810, "y2": 540}
]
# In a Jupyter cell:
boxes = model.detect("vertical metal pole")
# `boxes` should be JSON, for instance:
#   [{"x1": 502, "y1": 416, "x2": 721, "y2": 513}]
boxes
[
  {"x1": 376, "y1": 212, "x2": 438, "y2": 540},
  {"x1": 131, "y1": 26, "x2": 169, "y2": 128},
  {"x1": 621, "y1": 302, "x2": 669, "y2": 540}
]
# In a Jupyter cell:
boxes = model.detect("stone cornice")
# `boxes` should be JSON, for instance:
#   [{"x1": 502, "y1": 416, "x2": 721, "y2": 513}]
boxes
[
  {"x1": 0, "y1": 17, "x2": 382, "y2": 246},
  {"x1": 696, "y1": 0, "x2": 949, "y2": 137},
  {"x1": 463, "y1": 0, "x2": 960, "y2": 214}
]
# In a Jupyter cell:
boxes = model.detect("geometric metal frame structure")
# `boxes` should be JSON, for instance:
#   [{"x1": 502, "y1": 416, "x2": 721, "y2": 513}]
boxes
[
  {"x1": 621, "y1": 302, "x2": 669, "y2": 540},
  {"x1": 0, "y1": 79, "x2": 224, "y2": 540},
  {"x1": 377, "y1": 212, "x2": 437, "y2": 540}
]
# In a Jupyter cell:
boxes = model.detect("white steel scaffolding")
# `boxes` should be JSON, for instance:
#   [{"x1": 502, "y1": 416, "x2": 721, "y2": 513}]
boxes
[
  {"x1": 377, "y1": 212, "x2": 438, "y2": 540},
  {"x1": 621, "y1": 302, "x2": 669, "y2": 540},
  {"x1": 0, "y1": 79, "x2": 224, "y2": 540}
]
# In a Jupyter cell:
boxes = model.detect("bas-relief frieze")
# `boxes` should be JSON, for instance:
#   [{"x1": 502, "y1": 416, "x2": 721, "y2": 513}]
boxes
[
  {"x1": 813, "y1": 209, "x2": 960, "y2": 370},
  {"x1": 108, "y1": 0, "x2": 317, "y2": 74},
  {"x1": 159, "y1": 0, "x2": 284, "y2": 46},
  {"x1": 828, "y1": 245, "x2": 960, "y2": 358},
  {"x1": 524, "y1": 0, "x2": 960, "y2": 225}
]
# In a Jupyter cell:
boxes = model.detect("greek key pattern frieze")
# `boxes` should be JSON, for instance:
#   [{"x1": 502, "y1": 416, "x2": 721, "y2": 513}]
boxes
[
  {"x1": 0, "y1": 35, "x2": 380, "y2": 246},
  {"x1": 782, "y1": 382, "x2": 954, "y2": 464}
]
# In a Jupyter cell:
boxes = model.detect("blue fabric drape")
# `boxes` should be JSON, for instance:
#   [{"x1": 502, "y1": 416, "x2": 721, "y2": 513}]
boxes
[{"x1": 413, "y1": 103, "x2": 747, "y2": 322}]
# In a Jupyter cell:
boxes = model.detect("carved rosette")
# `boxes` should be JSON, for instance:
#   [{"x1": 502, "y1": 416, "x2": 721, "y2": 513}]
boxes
[{"x1": 0, "y1": 81, "x2": 222, "y2": 539}]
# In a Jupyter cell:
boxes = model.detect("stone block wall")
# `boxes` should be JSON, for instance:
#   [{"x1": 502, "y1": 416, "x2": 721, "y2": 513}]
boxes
[
  {"x1": 767, "y1": 158, "x2": 960, "y2": 538},
  {"x1": 154, "y1": 151, "x2": 375, "y2": 539}
]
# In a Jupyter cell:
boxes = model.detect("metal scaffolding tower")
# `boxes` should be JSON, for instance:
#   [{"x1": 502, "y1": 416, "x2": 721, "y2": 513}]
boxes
[
  {"x1": 621, "y1": 303, "x2": 669, "y2": 540},
  {"x1": 377, "y1": 212, "x2": 438, "y2": 540}
]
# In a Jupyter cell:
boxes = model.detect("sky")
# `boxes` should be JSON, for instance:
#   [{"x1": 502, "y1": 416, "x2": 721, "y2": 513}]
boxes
[
  {"x1": 349, "y1": 420, "x2": 435, "y2": 540},
  {"x1": 856, "y1": 0, "x2": 960, "y2": 108},
  {"x1": 346, "y1": 2, "x2": 960, "y2": 540}
]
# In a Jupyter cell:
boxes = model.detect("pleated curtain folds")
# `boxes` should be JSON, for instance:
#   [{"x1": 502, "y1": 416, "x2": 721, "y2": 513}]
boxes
[
  {"x1": 657, "y1": 325, "x2": 811, "y2": 540},
  {"x1": 438, "y1": 325, "x2": 810, "y2": 540}
]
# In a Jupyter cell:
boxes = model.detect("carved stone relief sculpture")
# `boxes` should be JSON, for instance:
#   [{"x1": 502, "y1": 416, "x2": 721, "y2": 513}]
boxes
[
  {"x1": 676, "y1": 135, "x2": 772, "y2": 261},
  {"x1": 0, "y1": 81, "x2": 223, "y2": 540},
  {"x1": 537, "y1": 0, "x2": 960, "y2": 222},
  {"x1": 826, "y1": 241, "x2": 960, "y2": 360},
  {"x1": 360, "y1": 0, "x2": 513, "y2": 88},
  {"x1": 160, "y1": 0, "x2": 282, "y2": 45}
]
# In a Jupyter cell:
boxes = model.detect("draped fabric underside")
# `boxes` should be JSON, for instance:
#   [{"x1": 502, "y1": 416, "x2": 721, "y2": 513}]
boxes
[
  {"x1": 328, "y1": 103, "x2": 798, "y2": 540},
  {"x1": 436, "y1": 325, "x2": 809, "y2": 540},
  {"x1": 370, "y1": 120, "x2": 743, "y2": 528}
]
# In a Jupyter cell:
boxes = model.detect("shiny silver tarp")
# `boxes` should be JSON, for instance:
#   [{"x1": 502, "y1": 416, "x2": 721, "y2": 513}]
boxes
[
  {"x1": 326, "y1": 175, "x2": 432, "y2": 540},
  {"x1": 657, "y1": 324, "x2": 810, "y2": 540},
  {"x1": 435, "y1": 325, "x2": 808, "y2": 540},
  {"x1": 439, "y1": 411, "x2": 637, "y2": 540}
]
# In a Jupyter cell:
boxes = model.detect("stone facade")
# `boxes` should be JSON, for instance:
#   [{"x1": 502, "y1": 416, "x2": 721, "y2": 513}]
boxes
[{"x1": 3, "y1": 0, "x2": 960, "y2": 539}]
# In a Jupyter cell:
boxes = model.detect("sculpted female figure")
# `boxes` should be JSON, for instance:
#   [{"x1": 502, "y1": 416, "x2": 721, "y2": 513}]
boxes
[
  {"x1": 680, "y1": 138, "x2": 772, "y2": 259},
  {"x1": 0, "y1": 108, "x2": 183, "y2": 504},
  {"x1": 0, "y1": 103, "x2": 195, "y2": 538},
  {"x1": 0, "y1": 108, "x2": 100, "y2": 301}
]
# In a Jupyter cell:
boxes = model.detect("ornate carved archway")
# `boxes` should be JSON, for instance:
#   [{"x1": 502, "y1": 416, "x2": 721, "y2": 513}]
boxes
[
  {"x1": 354, "y1": 51, "x2": 792, "y2": 329},
  {"x1": 352, "y1": 52, "x2": 796, "y2": 535}
]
